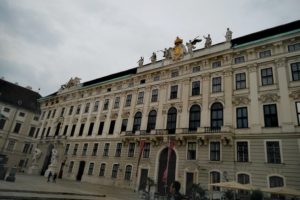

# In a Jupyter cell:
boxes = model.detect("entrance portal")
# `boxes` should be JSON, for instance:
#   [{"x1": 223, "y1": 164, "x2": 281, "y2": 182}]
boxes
[
  {"x1": 157, "y1": 147, "x2": 176, "y2": 195},
  {"x1": 76, "y1": 161, "x2": 85, "y2": 181},
  {"x1": 138, "y1": 169, "x2": 148, "y2": 191}
]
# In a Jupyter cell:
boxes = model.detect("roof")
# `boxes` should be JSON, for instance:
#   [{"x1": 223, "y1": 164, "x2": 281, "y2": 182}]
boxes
[
  {"x1": 231, "y1": 20, "x2": 300, "y2": 47},
  {"x1": 0, "y1": 79, "x2": 41, "y2": 113}
]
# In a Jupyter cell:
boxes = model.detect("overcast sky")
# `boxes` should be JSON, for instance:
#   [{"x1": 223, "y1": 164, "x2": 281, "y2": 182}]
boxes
[{"x1": 1, "y1": 0, "x2": 300, "y2": 96}]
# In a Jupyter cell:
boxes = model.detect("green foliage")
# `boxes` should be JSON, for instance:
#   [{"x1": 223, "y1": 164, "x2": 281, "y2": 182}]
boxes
[
  {"x1": 223, "y1": 190, "x2": 235, "y2": 200},
  {"x1": 190, "y1": 183, "x2": 207, "y2": 200}
]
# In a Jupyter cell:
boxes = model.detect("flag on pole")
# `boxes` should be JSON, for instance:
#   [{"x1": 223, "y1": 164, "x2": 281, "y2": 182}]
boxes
[{"x1": 136, "y1": 140, "x2": 145, "y2": 177}]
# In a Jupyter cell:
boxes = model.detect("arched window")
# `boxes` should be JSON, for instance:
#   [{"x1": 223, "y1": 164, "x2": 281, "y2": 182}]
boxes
[
  {"x1": 124, "y1": 165, "x2": 132, "y2": 181},
  {"x1": 237, "y1": 173, "x2": 250, "y2": 184},
  {"x1": 269, "y1": 176, "x2": 284, "y2": 188},
  {"x1": 147, "y1": 110, "x2": 157, "y2": 133},
  {"x1": 211, "y1": 103, "x2": 223, "y2": 129},
  {"x1": 189, "y1": 105, "x2": 201, "y2": 131},
  {"x1": 133, "y1": 112, "x2": 142, "y2": 133},
  {"x1": 167, "y1": 107, "x2": 177, "y2": 134}
]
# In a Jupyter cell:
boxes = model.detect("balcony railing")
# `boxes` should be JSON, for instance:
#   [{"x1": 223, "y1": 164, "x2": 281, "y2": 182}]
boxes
[{"x1": 204, "y1": 127, "x2": 221, "y2": 133}]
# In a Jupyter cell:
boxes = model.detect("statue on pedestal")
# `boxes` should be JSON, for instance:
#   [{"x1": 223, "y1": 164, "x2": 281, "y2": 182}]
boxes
[
  {"x1": 203, "y1": 34, "x2": 212, "y2": 48},
  {"x1": 150, "y1": 52, "x2": 157, "y2": 63},
  {"x1": 50, "y1": 149, "x2": 58, "y2": 167},
  {"x1": 32, "y1": 148, "x2": 42, "y2": 165},
  {"x1": 138, "y1": 57, "x2": 144, "y2": 67},
  {"x1": 225, "y1": 28, "x2": 233, "y2": 42}
]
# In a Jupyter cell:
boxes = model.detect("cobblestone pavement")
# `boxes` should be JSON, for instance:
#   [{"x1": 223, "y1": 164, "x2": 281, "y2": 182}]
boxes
[{"x1": 0, "y1": 173, "x2": 140, "y2": 200}]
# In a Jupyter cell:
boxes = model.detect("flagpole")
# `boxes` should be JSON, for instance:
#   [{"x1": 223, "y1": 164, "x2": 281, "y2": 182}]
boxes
[{"x1": 164, "y1": 136, "x2": 171, "y2": 195}]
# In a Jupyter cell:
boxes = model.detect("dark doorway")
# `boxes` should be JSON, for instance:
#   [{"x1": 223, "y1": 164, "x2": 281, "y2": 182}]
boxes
[
  {"x1": 55, "y1": 123, "x2": 61, "y2": 136},
  {"x1": 185, "y1": 172, "x2": 194, "y2": 196},
  {"x1": 157, "y1": 147, "x2": 176, "y2": 195},
  {"x1": 139, "y1": 169, "x2": 149, "y2": 191},
  {"x1": 58, "y1": 160, "x2": 65, "y2": 179},
  {"x1": 76, "y1": 161, "x2": 85, "y2": 181},
  {"x1": 41, "y1": 144, "x2": 54, "y2": 176}
]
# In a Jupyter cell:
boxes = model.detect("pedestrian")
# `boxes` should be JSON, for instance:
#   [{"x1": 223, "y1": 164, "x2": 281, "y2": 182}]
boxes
[
  {"x1": 52, "y1": 173, "x2": 57, "y2": 183},
  {"x1": 47, "y1": 171, "x2": 52, "y2": 182},
  {"x1": 169, "y1": 181, "x2": 183, "y2": 200}
]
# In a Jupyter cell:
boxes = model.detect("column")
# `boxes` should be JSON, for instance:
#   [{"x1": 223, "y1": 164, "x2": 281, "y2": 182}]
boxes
[
  {"x1": 201, "y1": 73, "x2": 210, "y2": 127},
  {"x1": 180, "y1": 78, "x2": 190, "y2": 128},
  {"x1": 114, "y1": 94, "x2": 126, "y2": 134},
  {"x1": 141, "y1": 86, "x2": 151, "y2": 130},
  {"x1": 223, "y1": 70, "x2": 233, "y2": 127},
  {"x1": 156, "y1": 83, "x2": 167, "y2": 129}
]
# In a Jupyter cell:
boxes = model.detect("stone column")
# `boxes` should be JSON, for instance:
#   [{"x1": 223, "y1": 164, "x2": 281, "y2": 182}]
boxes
[
  {"x1": 127, "y1": 91, "x2": 138, "y2": 131},
  {"x1": 276, "y1": 58, "x2": 294, "y2": 132},
  {"x1": 223, "y1": 70, "x2": 233, "y2": 127},
  {"x1": 156, "y1": 84, "x2": 167, "y2": 129},
  {"x1": 248, "y1": 64, "x2": 261, "y2": 133},
  {"x1": 114, "y1": 94, "x2": 126, "y2": 134},
  {"x1": 141, "y1": 86, "x2": 151, "y2": 130},
  {"x1": 201, "y1": 73, "x2": 210, "y2": 127}
]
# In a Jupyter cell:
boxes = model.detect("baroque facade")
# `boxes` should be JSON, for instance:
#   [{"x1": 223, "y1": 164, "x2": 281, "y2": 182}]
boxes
[
  {"x1": 0, "y1": 79, "x2": 41, "y2": 172},
  {"x1": 35, "y1": 20, "x2": 300, "y2": 197}
]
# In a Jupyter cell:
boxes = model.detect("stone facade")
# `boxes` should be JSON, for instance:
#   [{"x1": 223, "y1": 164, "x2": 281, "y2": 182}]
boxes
[{"x1": 35, "y1": 21, "x2": 300, "y2": 197}]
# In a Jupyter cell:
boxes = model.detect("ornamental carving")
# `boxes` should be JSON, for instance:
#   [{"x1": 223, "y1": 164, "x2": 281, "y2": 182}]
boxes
[
  {"x1": 259, "y1": 93, "x2": 280, "y2": 103},
  {"x1": 60, "y1": 77, "x2": 81, "y2": 90},
  {"x1": 89, "y1": 115, "x2": 97, "y2": 122},
  {"x1": 81, "y1": 117, "x2": 87, "y2": 123},
  {"x1": 162, "y1": 103, "x2": 183, "y2": 114},
  {"x1": 275, "y1": 58, "x2": 286, "y2": 68},
  {"x1": 100, "y1": 114, "x2": 107, "y2": 121},
  {"x1": 248, "y1": 64, "x2": 258, "y2": 72},
  {"x1": 209, "y1": 97, "x2": 224, "y2": 105},
  {"x1": 110, "y1": 112, "x2": 118, "y2": 119},
  {"x1": 232, "y1": 96, "x2": 251, "y2": 106},
  {"x1": 121, "y1": 111, "x2": 130, "y2": 118},
  {"x1": 72, "y1": 118, "x2": 78, "y2": 123},
  {"x1": 289, "y1": 90, "x2": 300, "y2": 100}
]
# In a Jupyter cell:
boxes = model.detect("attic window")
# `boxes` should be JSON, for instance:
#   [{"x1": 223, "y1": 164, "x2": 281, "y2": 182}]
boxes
[{"x1": 140, "y1": 79, "x2": 146, "y2": 84}]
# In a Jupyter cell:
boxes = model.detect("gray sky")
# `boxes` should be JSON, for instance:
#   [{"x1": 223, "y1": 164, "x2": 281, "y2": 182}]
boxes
[{"x1": 1, "y1": 0, "x2": 300, "y2": 96}]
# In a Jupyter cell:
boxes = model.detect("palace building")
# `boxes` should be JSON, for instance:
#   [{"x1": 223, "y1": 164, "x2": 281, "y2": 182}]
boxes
[{"x1": 34, "y1": 20, "x2": 300, "y2": 198}]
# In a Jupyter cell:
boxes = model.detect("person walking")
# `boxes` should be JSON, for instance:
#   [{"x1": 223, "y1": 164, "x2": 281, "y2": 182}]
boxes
[
  {"x1": 169, "y1": 181, "x2": 183, "y2": 200},
  {"x1": 52, "y1": 173, "x2": 57, "y2": 183},
  {"x1": 47, "y1": 172, "x2": 52, "y2": 182}
]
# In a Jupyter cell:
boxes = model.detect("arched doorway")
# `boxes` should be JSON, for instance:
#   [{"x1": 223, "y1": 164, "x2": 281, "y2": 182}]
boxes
[
  {"x1": 157, "y1": 147, "x2": 176, "y2": 195},
  {"x1": 41, "y1": 144, "x2": 54, "y2": 175},
  {"x1": 76, "y1": 161, "x2": 85, "y2": 181}
]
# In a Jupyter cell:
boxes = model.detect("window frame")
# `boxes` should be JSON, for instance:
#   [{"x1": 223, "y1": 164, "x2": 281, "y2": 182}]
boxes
[
  {"x1": 212, "y1": 77, "x2": 222, "y2": 93},
  {"x1": 209, "y1": 141, "x2": 221, "y2": 161},
  {"x1": 291, "y1": 62, "x2": 300, "y2": 81},
  {"x1": 263, "y1": 104, "x2": 279, "y2": 127},
  {"x1": 236, "y1": 107, "x2": 248, "y2": 128},
  {"x1": 170, "y1": 85, "x2": 178, "y2": 99},
  {"x1": 261, "y1": 68, "x2": 274, "y2": 86},
  {"x1": 265, "y1": 140, "x2": 282, "y2": 164},
  {"x1": 187, "y1": 142, "x2": 197, "y2": 160},
  {"x1": 191, "y1": 81, "x2": 200, "y2": 96},
  {"x1": 236, "y1": 141, "x2": 249, "y2": 162}
]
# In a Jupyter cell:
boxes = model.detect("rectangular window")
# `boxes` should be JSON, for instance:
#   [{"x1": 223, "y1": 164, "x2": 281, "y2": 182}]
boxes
[
  {"x1": 63, "y1": 125, "x2": 68, "y2": 136},
  {"x1": 151, "y1": 89, "x2": 158, "y2": 102},
  {"x1": 19, "y1": 112, "x2": 25, "y2": 117},
  {"x1": 170, "y1": 85, "x2": 178, "y2": 99},
  {"x1": 125, "y1": 94, "x2": 132, "y2": 107},
  {"x1": 261, "y1": 68, "x2": 273, "y2": 86},
  {"x1": 115, "y1": 143, "x2": 122, "y2": 157},
  {"x1": 236, "y1": 107, "x2": 248, "y2": 128},
  {"x1": 52, "y1": 109, "x2": 56, "y2": 118},
  {"x1": 28, "y1": 127, "x2": 36, "y2": 137},
  {"x1": 192, "y1": 81, "x2": 200, "y2": 96},
  {"x1": 124, "y1": 166, "x2": 132, "y2": 181},
  {"x1": 171, "y1": 71, "x2": 179, "y2": 77},
  {"x1": 143, "y1": 143, "x2": 150, "y2": 158},
  {"x1": 212, "y1": 61, "x2": 221, "y2": 68},
  {"x1": 234, "y1": 56, "x2": 245, "y2": 64},
  {"x1": 73, "y1": 144, "x2": 78, "y2": 155},
  {"x1": 259, "y1": 50, "x2": 271, "y2": 58},
  {"x1": 76, "y1": 105, "x2": 81, "y2": 115},
  {"x1": 98, "y1": 122, "x2": 104, "y2": 135},
  {"x1": 263, "y1": 104, "x2": 278, "y2": 127},
  {"x1": 137, "y1": 92, "x2": 144, "y2": 104},
  {"x1": 236, "y1": 73, "x2": 246, "y2": 90},
  {"x1": 6, "y1": 140, "x2": 15, "y2": 151},
  {"x1": 78, "y1": 124, "x2": 85, "y2": 136},
  {"x1": 192, "y1": 66, "x2": 200, "y2": 73},
  {"x1": 288, "y1": 43, "x2": 300, "y2": 52},
  {"x1": 22, "y1": 143, "x2": 30, "y2": 153},
  {"x1": 128, "y1": 143, "x2": 135, "y2": 157},
  {"x1": 92, "y1": 143, "x2": 98, "y2": 156},
  {"x1": 99, "y1": 163, "x2": 106, "y2": 177},
  {"x1": 93, "y1": 101, "x2": 99, "y2": 112},
  {"x1": 35, "y1": 128, "x2": 40, "y2": 138},
  {"x1": 111, "y1": 164, "x2": 119, "y2": 178},
  {"x1": 140, "y1": 79, "x2": 146, "y2": 84},
  {"x1": 291, "y1": 62, "x2": 300, "y2": 81},
  {"x1": 84, "y1": 103, "x2": 90, "y2": 113},
  {"x1": 296, "y1": 102, "x2": 300, "y2": 125},
  {"x1": 266, "y1": 141, "x2": 281, "y2": 163},
  {"x1": 64, "y1": 144, "x2": 70, "y2": 155},
  {"x1": 212, "y1": 77, "x2": 221, "y2": 93},
  {"x1": 33, "y1": 116, "x2": 39, "y2": 121},
  {"x1": 60, "y1": 107, "x2": 65, "y2": 117},
  {"x1": 108, "y1": 120, "x2": 115, "y2": 134},
  {"x1": 13, "y1": 123, "x2": 21, "y2": 133},
  {"x1": 70, "y1": 124, "x2": 76, "y2": 137},
  {"x1": 46, "y1": 127, "x2": 51, "y2": 137},
  {"x1": 153, "y1": 75, "x2": 160, "y2": 81},
  {"x1": 82, "y1": 143, "x2": 88, "y2": 156},
  {"x1": 3, "y1": 107, "x2": 10, "y2": 112},
  {"x1": 121, "y1": 119, "x2": 128, "y2": 132},
  {"x1": 236, "y1": 141, "x2": 249, "y2": 162},
  {"x1": 88, "y1": 163, "x2": 94, "y2": 175},
  {"x1": 47, "y1": 110, "x2": 52, "y2": 119},
  {"x1": 103, "y1": 143, "x2": 110, "y2": 157},
  {"x1": 68, "y1": 161, "x2": 74, "y2": 173},
  {"x1": 69, "y1": 106, "x2": 74, "y2": 115},
  {"x1": 0, "y1": 119, "x2": 6, "y2": 130},
  {"x1": 210, "y1": 142, "x2": 220, "y2": 161},
  {"x1": 87, "y1": 122, "x2": 94, "y2": 136},
  {"x1": 103, "y1": 99, "x2": 109, "y2": 110},
  {"x1": 187, "y1": 142, "x2": 196, "y2": 160},
  {"x1": 114, "y1": 97, "x2": 120, "y2": 109}
]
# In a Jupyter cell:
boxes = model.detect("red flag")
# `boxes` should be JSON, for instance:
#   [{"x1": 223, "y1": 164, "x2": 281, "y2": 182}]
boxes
[
  {"x1": 136, "y1": 140, "x2": 145, "y2": 177},
  {"x1": 162, "y1": 167, "x2": 168, "y2": 183}
]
